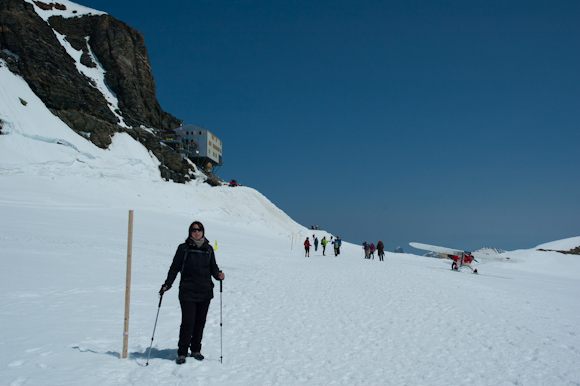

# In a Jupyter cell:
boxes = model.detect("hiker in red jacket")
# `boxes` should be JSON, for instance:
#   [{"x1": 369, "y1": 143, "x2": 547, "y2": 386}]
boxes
[{"x1": 304, "y1": 237, "x2": 311, "y2": 257}]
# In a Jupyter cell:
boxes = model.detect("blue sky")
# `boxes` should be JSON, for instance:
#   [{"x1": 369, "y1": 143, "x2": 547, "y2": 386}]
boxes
[{"x1": 79, "y1": 0, "x2": 579, "y2": 252}]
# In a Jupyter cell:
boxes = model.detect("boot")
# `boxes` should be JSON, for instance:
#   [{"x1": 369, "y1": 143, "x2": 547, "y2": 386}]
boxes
[{"x1": 191, "y1": 352, "x2": 204, "y2": 361}]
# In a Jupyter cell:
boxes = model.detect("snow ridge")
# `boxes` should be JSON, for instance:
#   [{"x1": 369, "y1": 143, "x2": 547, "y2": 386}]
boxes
[{"x1": 24, "y1": 0, "x2": 106, "y2": 21}]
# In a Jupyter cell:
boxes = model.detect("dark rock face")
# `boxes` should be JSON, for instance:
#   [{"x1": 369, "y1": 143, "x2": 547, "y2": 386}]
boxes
[
  {"x1": 47, "y1": 13, "x2": 180, "y2": 131},
  {"x1": 0, "y1": 0, "x2": 192, "y2": 182},
  {"x1": 0, "y1": 0, "x2": 117, "y2": 127}
]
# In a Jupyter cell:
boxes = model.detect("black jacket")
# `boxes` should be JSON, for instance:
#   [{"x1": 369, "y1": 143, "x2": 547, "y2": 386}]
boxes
[{"x1": 164, "y1": 237, "x2": 221, "y2": 302}]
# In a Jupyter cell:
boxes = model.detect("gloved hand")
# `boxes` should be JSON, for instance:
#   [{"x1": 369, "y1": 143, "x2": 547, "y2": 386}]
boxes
[{"x1": 159, "y1": 285, "x2": 168, "y2": 295}]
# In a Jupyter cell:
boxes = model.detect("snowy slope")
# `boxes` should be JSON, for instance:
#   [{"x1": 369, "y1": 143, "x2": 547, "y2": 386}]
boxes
[
  {"x1": 2, "y1": 3, "x2": 580, "y2": 384},
  {"x1": 537, "y1": 236, "x2": 580, "y2": 252},
  {"x1": 1, "y1": 173, "x2": 579, "y2": 386}
]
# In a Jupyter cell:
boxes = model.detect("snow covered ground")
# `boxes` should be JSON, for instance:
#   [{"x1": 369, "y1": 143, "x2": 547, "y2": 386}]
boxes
[
  {"x1": 2, "y1": 7, "x2": 580, "y2": 384},
  {"x1": 2, "y1": 174, "x2": 579, "y2": 386}
]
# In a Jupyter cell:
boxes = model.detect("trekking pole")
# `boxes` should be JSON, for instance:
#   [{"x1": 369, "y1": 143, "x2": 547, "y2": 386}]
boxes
[
  {"x1": 220, "y1": 279, "x2": 223, "y2": 364},
  {"x1": 146, "y1": 292, "x2": 164, "y2": 366}
]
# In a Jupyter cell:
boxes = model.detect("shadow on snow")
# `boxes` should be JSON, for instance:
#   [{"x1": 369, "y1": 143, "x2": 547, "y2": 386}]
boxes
[{"x1": 71, "y1": 345, "x2": 176, "y2": 363}]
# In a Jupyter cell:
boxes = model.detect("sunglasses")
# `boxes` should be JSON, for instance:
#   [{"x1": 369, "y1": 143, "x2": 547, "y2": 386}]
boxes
[{"x1": 191, "y1": 228, "x2": 203, "y2": 232}]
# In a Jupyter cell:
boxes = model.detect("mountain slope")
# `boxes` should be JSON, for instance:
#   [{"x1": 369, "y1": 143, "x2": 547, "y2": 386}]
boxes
[{"x1": 1, "y1": 0, "x2": 192, "y2": 181}]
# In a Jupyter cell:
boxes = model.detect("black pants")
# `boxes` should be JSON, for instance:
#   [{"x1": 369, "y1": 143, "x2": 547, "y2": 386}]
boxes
[{"x1": 178, "y1": 299, "x2": 211, "y2": 356}]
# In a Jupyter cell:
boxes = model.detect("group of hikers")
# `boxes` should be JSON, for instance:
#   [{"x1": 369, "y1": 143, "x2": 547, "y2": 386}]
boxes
[
  {"x1": 362, "y1": 241, "x2": 385, "y2": 261},
  {"x1": 304, "y1": 236, "x2": 389, "y2": 262},
  {"x1": 303, "y1": 235, "x2": 342, "y2": 257}
]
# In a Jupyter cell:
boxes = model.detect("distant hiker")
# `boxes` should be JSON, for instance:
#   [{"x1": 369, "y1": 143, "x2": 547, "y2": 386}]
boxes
[
  {"x1": 321, "y1": 236, "x2": 328, "y2": 256},
  {"x1": 363, "y1": 242, "x2": 370, "y2": 259},
  {"x1": 370, "y1": 243, "x2": 376, "y2": 259},
  {"x1": 304, "y1": 237, "x2": 311, "y2": 257},
  {"x1": 377, "y1": 240, "x2": 385, "y2": 261},
  {"x1": 160, "y1": 221, "x2": 225, "y2": 365},
  {"x1": 314, "y1": 236, "x2": 319, "y2": 251},
  {"x1": 332, "y1": 237, "x2": 340, "y2": 256}
]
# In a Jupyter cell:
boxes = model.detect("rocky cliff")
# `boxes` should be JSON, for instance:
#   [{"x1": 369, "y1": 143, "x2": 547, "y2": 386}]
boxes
[{"x1": 0, "y1": 0, "x2": 194, "y2": 182}]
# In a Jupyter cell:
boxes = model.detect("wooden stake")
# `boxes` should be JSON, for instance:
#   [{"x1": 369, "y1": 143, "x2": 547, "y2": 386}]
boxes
[{"x1": 122, "y1": 210, "x2": 134, "y2": 359}]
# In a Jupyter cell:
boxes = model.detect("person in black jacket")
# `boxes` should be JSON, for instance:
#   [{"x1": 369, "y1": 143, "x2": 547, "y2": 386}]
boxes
[{"x1": 160, "y1": 221, "x2": 225, "y2": 365}]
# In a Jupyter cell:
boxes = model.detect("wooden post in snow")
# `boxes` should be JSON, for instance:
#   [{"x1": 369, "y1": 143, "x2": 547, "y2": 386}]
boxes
[{"x1": 122, "y1": 210, "x2": 134, "y2": 359}]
